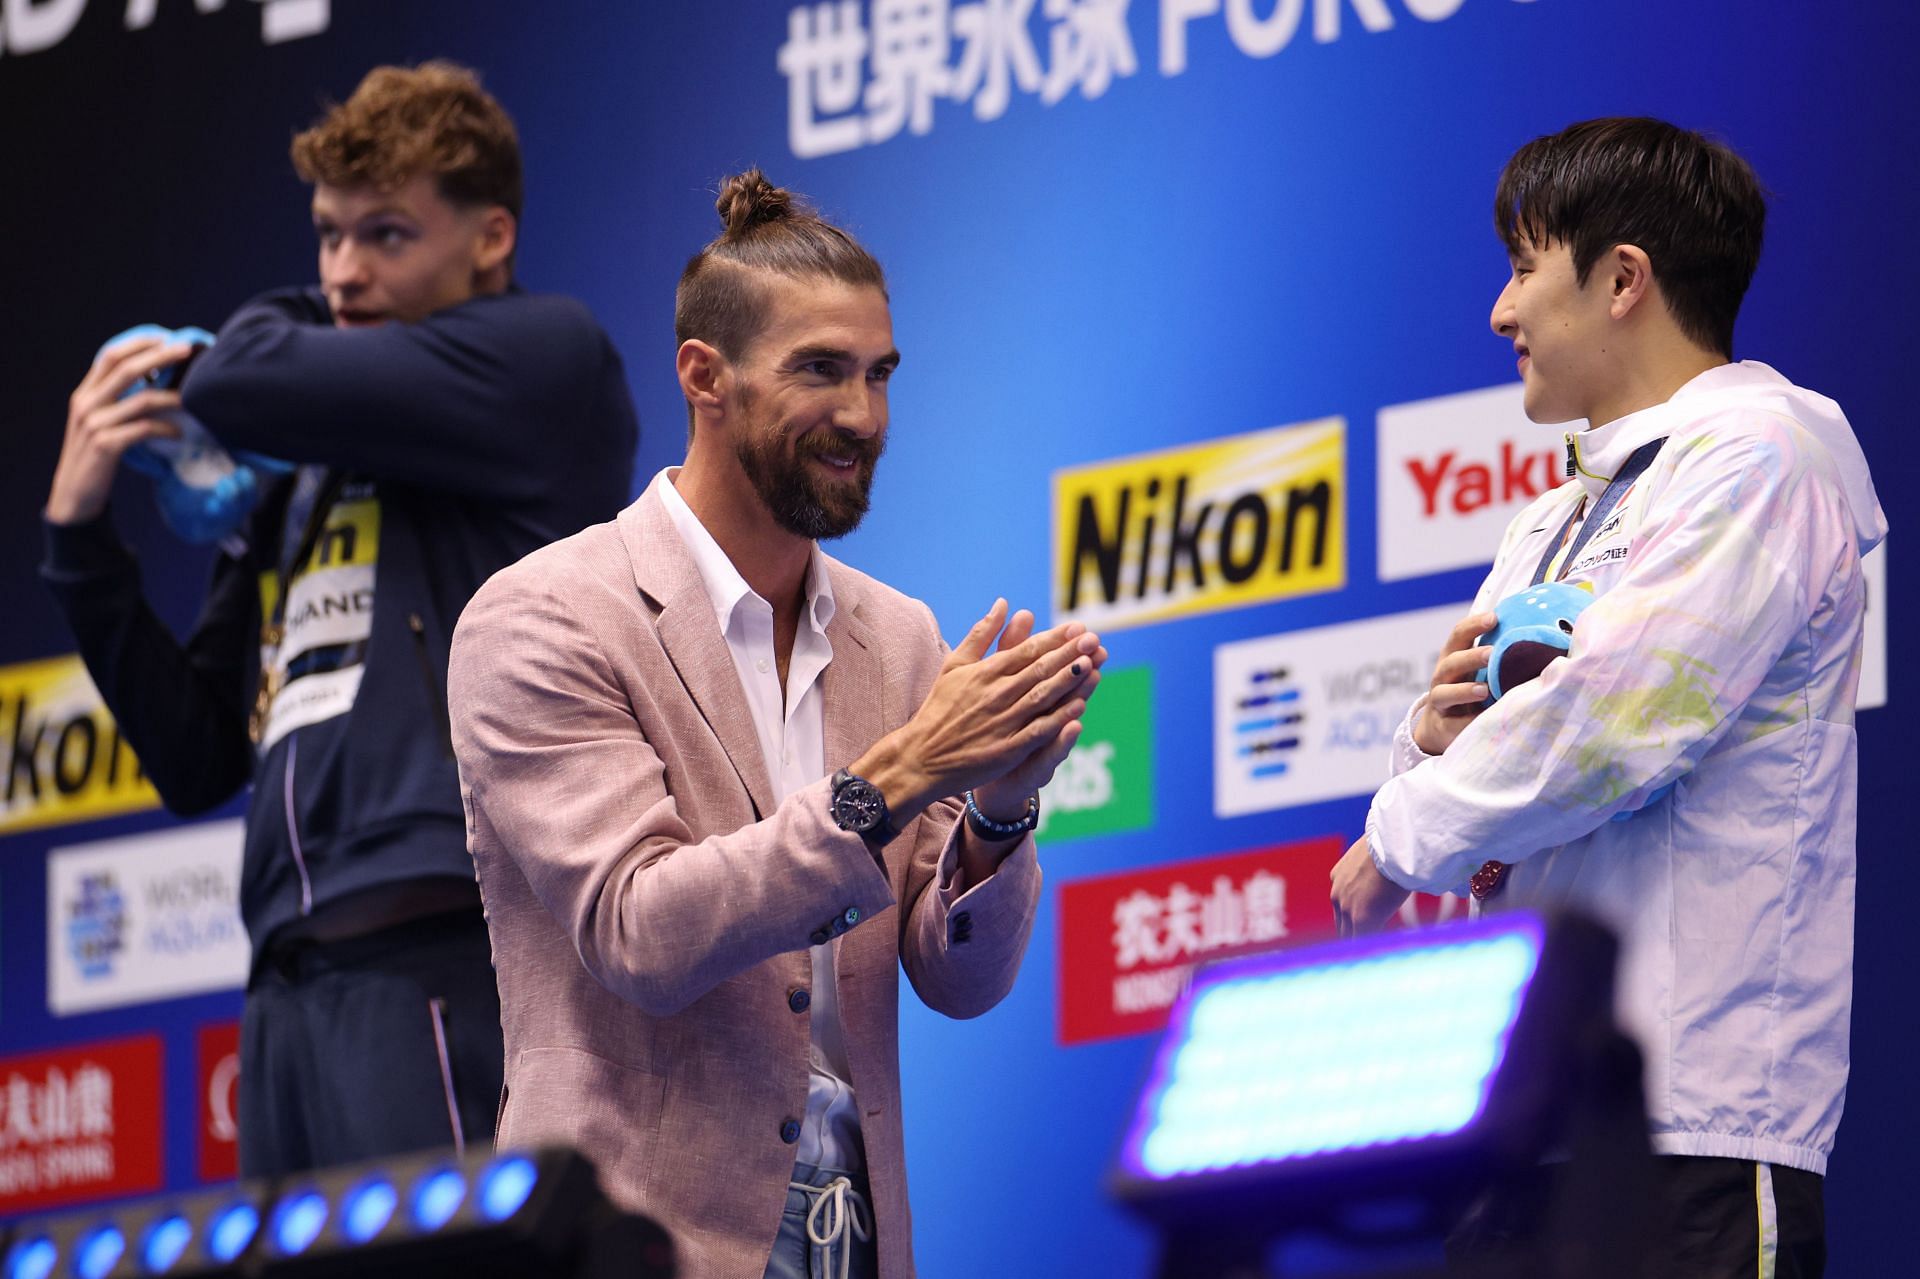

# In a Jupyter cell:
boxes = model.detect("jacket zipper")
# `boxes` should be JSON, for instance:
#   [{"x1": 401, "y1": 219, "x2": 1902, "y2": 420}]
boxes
[
  {"x1": 282, "y1": 734, "x2": 314, "y2": 915},
  {"x1": 409, "y1": 613, "x2": 456, "y2": 760}
]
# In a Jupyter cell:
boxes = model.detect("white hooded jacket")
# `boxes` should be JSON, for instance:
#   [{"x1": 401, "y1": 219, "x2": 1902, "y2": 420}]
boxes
[{"x1": 1367, "y1": 361, "x2": 1886, "y2": 1174}]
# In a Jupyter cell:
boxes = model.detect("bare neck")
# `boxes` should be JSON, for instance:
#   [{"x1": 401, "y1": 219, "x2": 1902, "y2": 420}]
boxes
[
  {"x1": 670, "y1": 456, "x2": 812, "y2": 632},
  {"x1": 1585, "y1": 336, "x2": 1729, "y2": 431}
]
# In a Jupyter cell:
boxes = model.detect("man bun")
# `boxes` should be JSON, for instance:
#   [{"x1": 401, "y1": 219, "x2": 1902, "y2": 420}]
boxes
[{"x1": 716, "y1": 168, "x2": 795, "y2": 239}]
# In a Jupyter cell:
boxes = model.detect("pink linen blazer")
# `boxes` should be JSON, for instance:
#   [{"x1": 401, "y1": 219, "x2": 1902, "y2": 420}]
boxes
[{"x1": 447, "y1": 486, "x2": 1042, "y2": 1279}]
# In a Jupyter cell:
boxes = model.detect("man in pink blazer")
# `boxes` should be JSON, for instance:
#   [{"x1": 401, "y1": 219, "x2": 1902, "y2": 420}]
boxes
[{"x1": 447, "y1": 170, "x2": 1104, "y2": 1279}]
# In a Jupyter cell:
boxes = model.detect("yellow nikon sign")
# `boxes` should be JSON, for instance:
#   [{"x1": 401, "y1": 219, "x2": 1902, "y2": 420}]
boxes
[
  {"x1": 0, "y1": 655, "x2": 160, "y2": 835},
  {"x1": 1053, "y1": 417, "x2": 1346, "y2": 631}
]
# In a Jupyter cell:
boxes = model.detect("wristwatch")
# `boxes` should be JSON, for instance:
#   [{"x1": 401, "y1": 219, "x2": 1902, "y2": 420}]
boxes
[
  {"x1": 829, "y1": 768, "x2": 901, "y2": 847},
  {"x1": 963, "y1": 789, "x2": 1040, "y2": 841}
]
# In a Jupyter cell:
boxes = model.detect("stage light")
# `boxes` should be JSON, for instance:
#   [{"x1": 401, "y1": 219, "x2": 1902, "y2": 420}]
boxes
[
  {"x1": 340, "y1": 1179, "x2": 397, "y2": 1244},
  {"x1": 4, "y1": 1238, "x2": 56, "y2": 1279},
  {"x1": 139, "y1": 1215, "x2": 193, "y2": 1273},
  {"x1": 477, "y1": 1156, "x2": 537, "y2": 1223},
  {"x1": 71, "y1": 1225, "x2": 123, "y2": 1279},
  {"x1": 1, "y1": 1146, "x2": 672, "y2": 1279},
  {"x1": 1112, "y1": 911, "x2": 1643, "y2": 1278},
  {"x1": 268, "y1": 1192, "x2": 327, "y2": 1257},
  {"x1": 1128, "y1": 921, "x2": 1541, "y2": 1180},
  {"x1": 408, "y1": 1167, "x2": 466, "y2": 1232},
  {"x1": 206, "y1": 1202, "x2": 258, "y2": 1263}
]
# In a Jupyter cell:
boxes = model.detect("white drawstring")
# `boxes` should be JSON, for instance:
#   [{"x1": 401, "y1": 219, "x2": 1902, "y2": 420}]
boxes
[{"x1": 788, "y1": 1174, "x2": 871, "y2": 1279}]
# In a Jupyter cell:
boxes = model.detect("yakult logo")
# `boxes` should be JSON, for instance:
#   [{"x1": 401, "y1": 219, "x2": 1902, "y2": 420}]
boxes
[{"x1": 1376, "y1": 383, "x2": 1568, "y2": 582}]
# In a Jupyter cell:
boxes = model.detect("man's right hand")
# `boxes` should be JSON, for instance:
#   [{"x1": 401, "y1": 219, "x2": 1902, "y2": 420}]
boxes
[
  {"x1": 852, "y1": 599, "x2": 1103, "y2": 825},
  {"x1": 46, "y1": 336, "x2": 192, "y2": 526},
  {"x1": 1410, "y1": 609, "x2": 1498, "y2": 756}
]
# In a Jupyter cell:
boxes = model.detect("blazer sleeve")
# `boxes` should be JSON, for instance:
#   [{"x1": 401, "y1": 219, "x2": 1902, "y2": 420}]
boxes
[
  {"x1": 894, "y1": 605, "x2": 1042, "y2": 1021},
  {"x1": 449, "y1": 565, "x2": 901, "y2": 1018}
]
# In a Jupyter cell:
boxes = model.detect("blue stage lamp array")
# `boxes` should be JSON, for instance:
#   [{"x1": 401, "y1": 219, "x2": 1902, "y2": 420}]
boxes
[
  {"x1": 0, "y1": 1151, "x2": 550, "y2": 1275},
  {"x1": 1122, "y1": 914, "x2": 1545, "y2": 1182}
]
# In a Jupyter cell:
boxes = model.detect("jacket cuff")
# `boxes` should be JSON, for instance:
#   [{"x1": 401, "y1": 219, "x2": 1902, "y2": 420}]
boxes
[{"x1": 41, "y1": 510, "x2": 136, "y2": 585}]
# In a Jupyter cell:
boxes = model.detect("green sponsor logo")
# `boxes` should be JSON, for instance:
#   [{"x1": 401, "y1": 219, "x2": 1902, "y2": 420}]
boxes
[{"x1": 1037, "y1": 664, "x2": 1153, "y2": 844}]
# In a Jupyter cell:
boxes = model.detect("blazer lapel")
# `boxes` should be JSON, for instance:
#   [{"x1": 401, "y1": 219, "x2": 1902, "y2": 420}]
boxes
[
  {"x1": 619, "y1": 490, "x2": 776, "y2": 820},
  {"x1": 820, "y1": 563, "x2": 886, "y2": 780}
]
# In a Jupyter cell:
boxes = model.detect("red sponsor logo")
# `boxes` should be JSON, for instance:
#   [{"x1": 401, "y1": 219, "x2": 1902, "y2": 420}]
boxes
[
  {"x1": 1058, "y1": 838, "x2": 1345, "y2": 1045},
  {"x1": 1404, "y1": 441, "x2": 1560, "y2": 518},
  {"x1": 197, "y1": 1022, "x2": 240, "y2": 1182},
  {"x1": 0, "y1": 1034, "x2": 162, "y2": 1214}
]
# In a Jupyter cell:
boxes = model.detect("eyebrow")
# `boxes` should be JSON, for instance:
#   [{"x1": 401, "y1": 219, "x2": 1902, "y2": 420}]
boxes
[
  {"x1": 787, "y1": 344, "x2": 901, "y2": 370},
  {"x1": 311, "y1": 204, "x2": 417, "y2": 224}
]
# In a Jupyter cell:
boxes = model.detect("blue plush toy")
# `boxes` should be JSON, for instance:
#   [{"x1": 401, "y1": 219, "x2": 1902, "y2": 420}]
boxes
[
  {"x1": 1476, "y1": 580, "x2": 1671, "y2": 818},
  {"x1": 1475, "y1": 581, "x2": 1593, "y2": 701},
  {"x1": 100, "y1": 325, "x2": 292, "y2": 544}
]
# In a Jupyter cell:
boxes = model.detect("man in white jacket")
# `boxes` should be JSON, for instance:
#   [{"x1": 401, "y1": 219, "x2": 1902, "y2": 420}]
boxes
[{"x1": 1330, "y1": 118, "x2": 1885, "y2": 1277}]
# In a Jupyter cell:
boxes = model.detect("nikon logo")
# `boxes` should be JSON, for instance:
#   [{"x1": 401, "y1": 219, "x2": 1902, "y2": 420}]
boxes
[
  {"x1": 1053, "y1": 417, "x2": 1345, "y2": 631},
  {"x1": 1, "y1": 655, "x2": 159, "y2": 835}
]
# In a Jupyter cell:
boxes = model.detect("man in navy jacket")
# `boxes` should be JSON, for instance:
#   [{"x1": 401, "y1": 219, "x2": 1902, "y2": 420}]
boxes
[{"x1": 41, "y1": 62, "x2": 638, "y2": 1175}]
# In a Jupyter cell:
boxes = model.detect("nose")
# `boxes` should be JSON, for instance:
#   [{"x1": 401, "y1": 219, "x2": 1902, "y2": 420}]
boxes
[
  {"x1": 831, "y1": 378, "x2": 885, "y2": 440},
  {"x1": 1490, "y1": 276, "x2": 1518, "y2": 340},
  {"x1": 322, "y1": 240, "x2": 370, "y2": 298}
]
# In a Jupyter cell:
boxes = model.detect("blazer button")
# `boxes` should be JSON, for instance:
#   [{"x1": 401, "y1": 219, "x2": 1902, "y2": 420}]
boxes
[
  {"x1": 808, "y1": 928, "x2": 831, "y2": 946},
  {"x1": 842, "y1": 906, "x2": 860, "y2": 926},
  {"x1": 780, "y1": 1119, "x2": 801, "y2": 1144},
  {"x1": 789, "y1": 988, "x2": 811, "y2": 1013}
]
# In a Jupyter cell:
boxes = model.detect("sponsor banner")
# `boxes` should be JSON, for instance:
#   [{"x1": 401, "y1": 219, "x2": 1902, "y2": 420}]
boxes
[
  {"x1": 0, "y1": 654, "x2": 160, "y2": 835},
  {"x1": 197, "y1": 1022, "x2": 241, "y2": 1183},
  {"x1": 0, "y1": 1035, "x2": 163, "y2": 1215},
  {"x1": 1057, "y1": 838, "x2": 1345, "y2": 1045},
  {"x1": 1376, "y1": 383, "x2": 1567, "y2": 583},
  {"x1": 48, "y1": 819, "x2": 249, "y2": 1016},
  {"x1": 1036, "y1": 664, "x2": 1153, "y2": 845},
  {"x1": 1053, "y1": 417, "x2": 1345, "y2": 632},
  {"x1": 1215, "y1": 604, "x2": 1465, "y2": 818},
  {"x1": 1860, "y1": 541, "x2": 1886, "y2": 711}
]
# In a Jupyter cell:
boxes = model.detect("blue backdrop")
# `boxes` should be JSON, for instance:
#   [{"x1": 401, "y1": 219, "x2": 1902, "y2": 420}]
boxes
[{"x1": 0, "y1": 1, "x2": 1909, "y2": 1274}]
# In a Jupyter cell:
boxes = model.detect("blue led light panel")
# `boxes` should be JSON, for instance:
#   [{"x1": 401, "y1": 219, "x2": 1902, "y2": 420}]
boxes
[{"x1": 1122, "y1": 915, "x2": 1544, "y2": 1181}]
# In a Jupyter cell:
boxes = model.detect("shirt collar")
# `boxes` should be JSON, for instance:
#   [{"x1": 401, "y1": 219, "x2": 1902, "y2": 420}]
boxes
[{"x1": 651, "y1": 468, "x2": 837, "y2": 636}]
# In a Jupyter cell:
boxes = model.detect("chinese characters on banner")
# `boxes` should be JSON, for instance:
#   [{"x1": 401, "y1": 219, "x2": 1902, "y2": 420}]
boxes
[
  {"x1": 1057, "y1": 836, "x2": 1344, "y2": 1044},
  {"x1": 0, "y1": 1036, "x2": 163, "y2": 1215},
  {"x1": 779, "y1": 0, "x2": 1138, "y2": 156}
]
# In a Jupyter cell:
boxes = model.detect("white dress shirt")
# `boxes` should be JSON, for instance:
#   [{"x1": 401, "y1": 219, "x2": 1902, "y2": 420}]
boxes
[{"x1": 655, "y1": 468, "x2": 865, "y2": 1172}]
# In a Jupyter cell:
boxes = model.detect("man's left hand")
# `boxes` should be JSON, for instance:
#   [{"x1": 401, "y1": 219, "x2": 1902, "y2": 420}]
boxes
[{"x1": 1330, "y1": 835, "x2": 1409, "y2": 938}]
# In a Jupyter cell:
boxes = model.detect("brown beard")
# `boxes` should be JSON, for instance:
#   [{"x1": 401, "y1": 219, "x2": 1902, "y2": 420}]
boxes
[{"x1": 734, "y1": 422, "x2": 886, "y2": 541}]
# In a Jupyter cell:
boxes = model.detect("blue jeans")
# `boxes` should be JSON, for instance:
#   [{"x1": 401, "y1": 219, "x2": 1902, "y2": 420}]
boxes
[{"x1": 763, "y1": 1161, "x2": 876, "y2": 1279}]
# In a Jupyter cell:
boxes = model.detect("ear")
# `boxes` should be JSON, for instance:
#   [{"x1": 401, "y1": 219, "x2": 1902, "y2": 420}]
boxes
[
  {"x1": 474, "y1": 207, "x2": 517, "y2": 277},
  {"x1": 1606, "y1": 244, "x2": 1655, "y2": 321},
  {"x1": 676, "y1": 339, "x2": 730, "y2": 426}
]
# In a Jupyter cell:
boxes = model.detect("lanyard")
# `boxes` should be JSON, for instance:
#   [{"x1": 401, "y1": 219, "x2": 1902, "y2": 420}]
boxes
[{"x1": 1531, "y1": 437, "x2": 1666, "y2": 586}]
